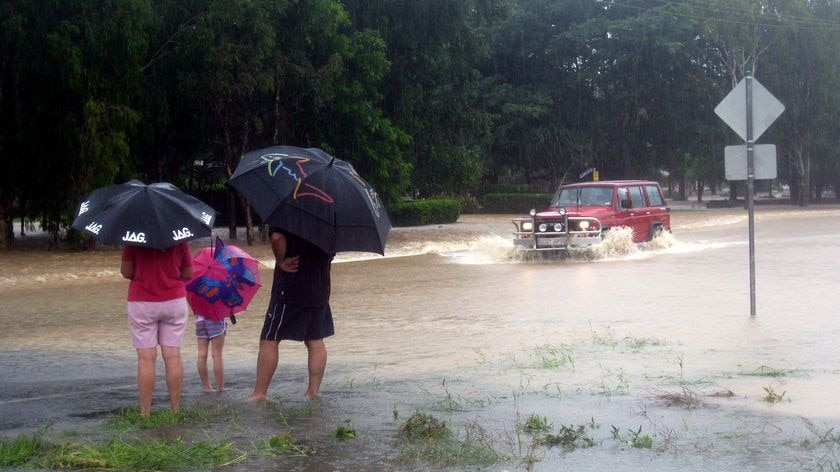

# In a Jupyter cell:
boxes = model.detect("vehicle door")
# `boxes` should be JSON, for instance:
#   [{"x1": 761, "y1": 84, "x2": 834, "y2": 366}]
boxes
[
  {"x1": 626, "y1": 185, "x2": 650, "y2": 241},
  {"x1": 614, "y1": 186, "x2": 635, "y2": 234},
  {"x1": 643, "y1": 183, "x2": 670, "y2": 231}
]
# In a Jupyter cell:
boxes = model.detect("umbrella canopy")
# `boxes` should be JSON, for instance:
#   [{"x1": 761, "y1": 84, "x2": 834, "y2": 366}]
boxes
[
  {"x1": 71, "y1": 180, "x2": 216, "y2": 249},
  {"x1": 229, "y1": 145, "x2": 391, "y2": 255},
  {"x1": 186, "y1": 237, "x2": 261, "y2": 322}
]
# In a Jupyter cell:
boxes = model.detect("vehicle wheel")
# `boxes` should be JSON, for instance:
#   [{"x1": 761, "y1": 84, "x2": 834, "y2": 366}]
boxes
[{"x1": 649, "y1": 224, "x2": 663, "y2": 241}]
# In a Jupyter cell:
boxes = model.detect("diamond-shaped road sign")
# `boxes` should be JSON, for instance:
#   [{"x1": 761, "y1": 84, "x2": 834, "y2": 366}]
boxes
[{"x1": 715, "y1": 77, "x2": 785, "y2": 142}]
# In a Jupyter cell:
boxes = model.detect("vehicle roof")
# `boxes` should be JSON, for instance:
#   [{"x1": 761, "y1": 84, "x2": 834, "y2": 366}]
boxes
[{"x1": 559, "y1": 180, "x2": 661, "y2": 187}]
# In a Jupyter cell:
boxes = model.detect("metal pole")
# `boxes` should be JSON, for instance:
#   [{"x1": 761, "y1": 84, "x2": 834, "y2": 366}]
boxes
[{"x1": 745, "y1": 75, "x2": 756, "y2": 317}]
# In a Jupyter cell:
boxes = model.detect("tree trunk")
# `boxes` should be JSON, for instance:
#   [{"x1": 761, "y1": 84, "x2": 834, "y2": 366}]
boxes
[
  {"x1": 240, "y1": 195, "x2": 255, "y2": 246},
  {"x1": 239, "y1": 124, "x2": 255, "y2": 245}
]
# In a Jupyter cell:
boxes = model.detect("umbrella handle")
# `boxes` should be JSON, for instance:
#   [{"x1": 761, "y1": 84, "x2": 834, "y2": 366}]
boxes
[{"x1": 229, "y1": 314, "x2": 237, "y2": 325}]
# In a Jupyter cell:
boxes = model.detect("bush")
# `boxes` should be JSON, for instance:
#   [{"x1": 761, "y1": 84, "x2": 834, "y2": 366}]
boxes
[
  {"x1": 389, "y1": 199, "x2": 460, "y2": 227},
  {"x1": 482, "y1": 193, "x2": 553, "y2": 213},
  {"x1": 483, "y1": 184, "x2": 531, "y2": 194}
]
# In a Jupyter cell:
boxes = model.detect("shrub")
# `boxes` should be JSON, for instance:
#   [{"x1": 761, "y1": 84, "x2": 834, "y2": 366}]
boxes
[
  {"x1": 389, "y1": 199, "x2": 460, "y2": 227},
  {"x1": 482, "y1": 193, "x2": 553, "y2": 213},
  {"x1": 483, "y1": 183, "x2": 531, "y2": 194}
]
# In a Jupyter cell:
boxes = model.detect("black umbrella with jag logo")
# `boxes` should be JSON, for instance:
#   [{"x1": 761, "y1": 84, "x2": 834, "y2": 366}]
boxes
[
  {"x1": 229, "y1": 146, "x2": 390, "y2": 255},
  {"x1": 71, "y1": 180, "x2": 216, "y2": 249}
]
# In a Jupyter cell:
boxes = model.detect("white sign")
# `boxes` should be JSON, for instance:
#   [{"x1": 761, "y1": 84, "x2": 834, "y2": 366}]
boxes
[
  {"x1": 715, "y1": 77, "x2": 785, "y2": 142},
  {"x1": 724, "y1": 144, "x2": 777, "y2": 180}
]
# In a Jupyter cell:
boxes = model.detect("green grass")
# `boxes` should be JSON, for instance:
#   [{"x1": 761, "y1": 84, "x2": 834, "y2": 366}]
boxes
[
  {"x1": 109, "y1": 406, "x2": 220, "y2": 430},
  {"x1": 398, "y1": 412, "x2": 506, "y2": 466},
  {"x1": 534, "y1": 344, "x2": 575, "y2": 370},
  {"x1": 258, "y1": 432, "x2": 315, "y2": 457},
  {"x1": 276, "y1": 402, "x2": 316, "y2": 426},
  {"x1": 0, "y1": 430, "x2": 52, "y2": 467},
  {"x1": 333, "y1": 420, "x2": 357, "y2": 441},
  {"x1": 623, "y1": 336, "x2": 664, "y2": 350},
  {"x1": 590, "y1": 325, "x2": 619, "y2": 347},
  {"x1": 537, "y1": 424, "x2": 595, "y2": 450},
  {"x1": 519, "y1": 414, "x2": 551, "y2": 434},
  {"x1": 41, "y1": 437, "x2": 242, "y2": 470},
  {"x1": 739, "y1": 365, "x2": 802, "y2": 378},
  {"x1": 763, "y1": 385, "x2": 786, "y2": 403}
]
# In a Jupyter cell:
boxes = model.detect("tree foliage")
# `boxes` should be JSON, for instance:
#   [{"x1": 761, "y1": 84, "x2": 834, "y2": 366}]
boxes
[{"x1": 3, "y1": 0, "x2": 840, "y2": 247}]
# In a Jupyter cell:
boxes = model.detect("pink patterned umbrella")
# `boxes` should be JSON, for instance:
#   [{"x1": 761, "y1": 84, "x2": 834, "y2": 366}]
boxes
[{"x1": 186, "y1": 237, "x2": 261, "y2": 322}]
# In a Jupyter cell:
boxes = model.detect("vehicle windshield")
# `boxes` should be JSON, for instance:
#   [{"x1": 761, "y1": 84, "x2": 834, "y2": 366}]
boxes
[{"x1": 551, "y1": 186, "x2": 614, "y2": 207}]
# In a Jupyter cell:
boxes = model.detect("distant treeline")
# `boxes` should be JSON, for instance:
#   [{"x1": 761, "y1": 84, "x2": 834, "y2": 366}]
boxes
[{"x1": 3, "y1": 0, "x2": 840, "y2": 245}]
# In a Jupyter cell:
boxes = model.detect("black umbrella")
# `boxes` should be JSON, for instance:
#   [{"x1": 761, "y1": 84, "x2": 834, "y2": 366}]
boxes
[
  {"x1": 71, "y1": 180, "x2": 216, "y2": 249},
  {"x1": 229, "y1": 145, "x2": 390, "y2": 255}
]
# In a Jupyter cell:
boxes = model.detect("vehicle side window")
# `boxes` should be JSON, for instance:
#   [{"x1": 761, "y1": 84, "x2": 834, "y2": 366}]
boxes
[
  {"x1": 645, "y1": 185, "x2": 664, "y2": 206},
  {"x1": 617, "y1": 187, "x2": 630, "y2": 208},
  {"x1": 630, "y1": 186, "x2": 645, "y2": 208}
]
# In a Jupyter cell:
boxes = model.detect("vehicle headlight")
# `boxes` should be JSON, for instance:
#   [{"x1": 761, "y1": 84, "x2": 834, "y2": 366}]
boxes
[
  {"x1": 538, "y1": 223, "x2": 548, "y2": 232},
  {"x1": 553, "y1": 223, "x2": 563, "y2": 232},
  {"x1": 579, "y1": 221, "x2": 590, "y2": 230},
  {"x1": 522, "y1": 221, "x2": 533, "y2": 231},
  {"x1": 558, "y1": 208, "x2": 567, "y2": 216}
]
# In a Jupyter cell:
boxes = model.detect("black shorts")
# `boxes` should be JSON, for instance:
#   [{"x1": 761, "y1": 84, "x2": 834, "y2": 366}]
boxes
[{"x1": 259, "y1": 302, "x2": 334, "y2": 342}]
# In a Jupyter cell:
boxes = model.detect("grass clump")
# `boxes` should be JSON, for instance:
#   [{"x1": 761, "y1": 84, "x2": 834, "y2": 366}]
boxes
[
  {"x1": 276, "y1": 402, "x2": 315, "y2": 426},
  {"x1": 740, "y1": 365, "x2": 802, "y2": 378},
  {"x1": 762, "y1": 385, "x2": 786, "y2": 403},
  {"x1": 623, "y1": 336, "x2": 663, "y2": 350},
  {"x1": 538, "y1": 424, "x2": 595, "y2": 450},
  {"x1": 519, "y1": 414, "x2": 551, "y2": 434},
  {"x1": 109, "y1": 406, "x2": 216, "y2": 430},
  {"x1": 333, "y1": 420, "x2": 357, "y2": 441},
  {"x1": 0, "y1": 430, "x2": 53, "y2": 467},
  {"x1": 534, "y1": 344, "x2": 575, "y2": 371},
  {"x1": 399, "y1": 412, "x2": 505, "y2": 466},
  {"x1": 41, "y1": 437, "x2": 241, "y2": 470},
  {"x1": 261, "y1": 432, "x2": 315, "y2": 457},
  {"x1": 612, "y1": 425, "x2": 653, "y2": 449}
]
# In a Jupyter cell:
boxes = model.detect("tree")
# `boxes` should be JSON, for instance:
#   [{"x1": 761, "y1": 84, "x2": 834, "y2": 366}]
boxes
[{"x1": 0, "y1": 0, "x2": 152, "y2": 247}]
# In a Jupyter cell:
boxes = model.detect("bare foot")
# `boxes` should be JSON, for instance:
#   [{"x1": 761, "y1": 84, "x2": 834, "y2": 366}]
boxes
[
  {"x1": 248, "y1": 392, "x2": 267, "y2": 401},
  {"x1": 203, "y1": 387, "x2": 214, "y2": 393}
]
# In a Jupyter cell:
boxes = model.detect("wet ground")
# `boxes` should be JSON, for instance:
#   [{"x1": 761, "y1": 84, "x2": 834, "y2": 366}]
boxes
[{"x1": 2, "y1": 206, "x2": 840, "y2": 470}]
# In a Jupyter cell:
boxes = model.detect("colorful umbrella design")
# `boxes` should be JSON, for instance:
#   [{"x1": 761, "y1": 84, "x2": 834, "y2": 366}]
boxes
[
  {"x1": 229, "y1": 145, "x2": 390, "y2": 255},
  {"x1": 186, "y1": 237, "x2": 261, "y2": 322}
]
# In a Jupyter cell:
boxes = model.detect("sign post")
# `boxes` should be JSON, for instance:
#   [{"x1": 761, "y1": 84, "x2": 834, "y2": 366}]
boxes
[{"x1": 714, "y1": 75, "x2": 784, "y2": 317}]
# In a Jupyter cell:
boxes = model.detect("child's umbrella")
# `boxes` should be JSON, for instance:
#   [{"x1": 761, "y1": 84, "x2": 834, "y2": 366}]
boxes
[{"x1": 186, "y1": 236, "x2": 261, "y2": 324}]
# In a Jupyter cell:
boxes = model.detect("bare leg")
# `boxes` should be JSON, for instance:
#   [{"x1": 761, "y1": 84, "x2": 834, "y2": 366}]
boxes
[
  {"x1": 210, "y1": 334, "x2": 225, "y2": 392},
  {"x1": 249, "y1": 340, "x2": 279, "y2": 401},
  {"x1": 136, "y1": 347, "x2": 157, "y2": 417},
  {"x1": 304, "y1": 339, "x2": 327, "y2": 397},
  {"x1": 197, "y1": 338, "x2": 212, "y2": 392},
  {"x1": 160, "y1": 346, "x2": 183, "y2": 413}
]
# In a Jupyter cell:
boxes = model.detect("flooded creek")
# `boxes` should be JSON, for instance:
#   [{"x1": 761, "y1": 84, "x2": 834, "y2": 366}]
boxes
[{"x1": 2, "y1": 207, "x2": 840, "y2": 470}]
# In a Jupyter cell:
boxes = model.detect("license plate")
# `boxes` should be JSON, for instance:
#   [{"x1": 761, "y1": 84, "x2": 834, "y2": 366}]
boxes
[{"x1": 539, "y1": 237, "x2": 568, "y2": 248}]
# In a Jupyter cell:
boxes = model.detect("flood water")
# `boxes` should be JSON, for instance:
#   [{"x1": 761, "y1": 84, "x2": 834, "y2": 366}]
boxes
[{"x1": 2, "y1": 206, "x2": 840, "y2": 471}]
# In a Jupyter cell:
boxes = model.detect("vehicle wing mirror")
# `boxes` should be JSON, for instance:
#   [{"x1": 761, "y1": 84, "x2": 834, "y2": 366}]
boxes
[{"x1": 620, "y1": 199, "x2": 632, "y2": 209}]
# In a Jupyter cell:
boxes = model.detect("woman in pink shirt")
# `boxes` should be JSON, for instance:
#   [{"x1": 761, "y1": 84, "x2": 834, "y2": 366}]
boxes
[{"x1": 121, "y1": 242, "x2": 193, "y2": 417}]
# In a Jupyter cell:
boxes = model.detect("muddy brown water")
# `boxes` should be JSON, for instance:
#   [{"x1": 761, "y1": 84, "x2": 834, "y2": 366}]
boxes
[{"x1": 2, "y1": 208, "x2": 840, "y2": 471}]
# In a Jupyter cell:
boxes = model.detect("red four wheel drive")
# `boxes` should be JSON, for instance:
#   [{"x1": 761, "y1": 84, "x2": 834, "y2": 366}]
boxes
[{"x1": 511, "y1": 180, "x2": 671, "y2": 251}]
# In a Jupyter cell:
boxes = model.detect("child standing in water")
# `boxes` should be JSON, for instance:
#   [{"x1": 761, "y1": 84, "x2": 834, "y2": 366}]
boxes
[{"x1": 195, "y1": 315, "x2": 226, "y2": 392}]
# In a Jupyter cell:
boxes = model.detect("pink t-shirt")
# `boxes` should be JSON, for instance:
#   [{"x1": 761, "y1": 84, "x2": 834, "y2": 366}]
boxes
[{"x1": 122, "y1": 243, "x2": 193, "y2": 302}]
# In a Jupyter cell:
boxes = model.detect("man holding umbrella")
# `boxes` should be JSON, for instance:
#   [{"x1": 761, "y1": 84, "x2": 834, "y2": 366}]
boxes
[
  {"x1": 249, "y1": 226, "x2": 335, "y2": 400},
  {"x1": 230, "y1": 145, "x2": 391, "y2": 400}
]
